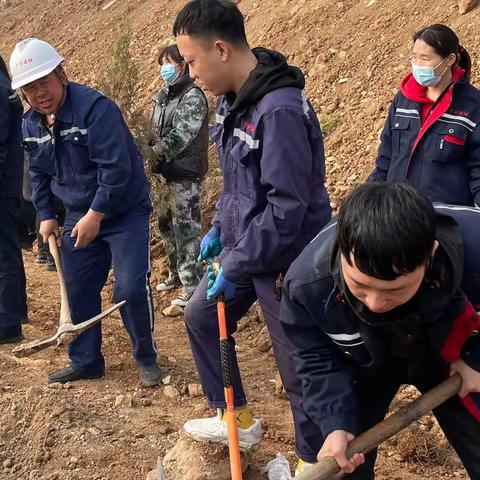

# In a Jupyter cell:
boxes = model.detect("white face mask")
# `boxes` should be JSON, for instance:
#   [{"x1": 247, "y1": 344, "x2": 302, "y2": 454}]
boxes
[
  {"x1": 161, "y1": 64, "x2": 180, "y2": 84},
  {"x1": 411, "y1": 56, "x2": 449, "y2": 87}
]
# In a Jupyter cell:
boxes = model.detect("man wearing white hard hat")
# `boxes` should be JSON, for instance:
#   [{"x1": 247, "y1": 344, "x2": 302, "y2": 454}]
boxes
[{"x1": 11, "y1": 38, "x2": 161, "y2": 386}]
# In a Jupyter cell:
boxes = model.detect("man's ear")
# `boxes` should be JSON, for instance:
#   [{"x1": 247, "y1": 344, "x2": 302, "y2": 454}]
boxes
[
  {"x1": 56, "y1": 68, "x2": 68, "y2": 86},
  {"x1": 214, "y1": 40, "x2": 231, "y2": 63}
]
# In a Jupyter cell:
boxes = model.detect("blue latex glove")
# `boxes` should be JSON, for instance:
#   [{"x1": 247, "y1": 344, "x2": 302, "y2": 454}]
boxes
[
  {"x1": 207, "y1": 265, "x2": 236, "y2": 301},
  {"x1": 198, "y1": 225, "x2": 223, "y2": 262}
]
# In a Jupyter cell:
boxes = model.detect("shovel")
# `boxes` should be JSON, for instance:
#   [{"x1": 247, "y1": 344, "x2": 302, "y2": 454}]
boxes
[
  {"x1": 12, "y1": 234, "x2": 126, "y2": 357},
  {"x1": 295, "y1": 373, "x2": 462, "y2": 480}
]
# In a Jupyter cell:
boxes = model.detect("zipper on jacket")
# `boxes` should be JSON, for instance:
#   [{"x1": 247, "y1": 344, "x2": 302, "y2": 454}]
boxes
[{"x1": 440, "y1": 138, "x2": 444, "y2": 150}]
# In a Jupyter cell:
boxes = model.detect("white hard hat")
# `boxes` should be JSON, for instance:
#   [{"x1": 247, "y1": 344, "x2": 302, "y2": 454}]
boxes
[{"x1": 9, "y1": 38, "x2": 64, "y2": 90}]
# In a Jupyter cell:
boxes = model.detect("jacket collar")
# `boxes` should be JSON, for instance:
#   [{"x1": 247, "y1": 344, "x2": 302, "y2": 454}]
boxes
[{"x1": 400, "y1": 65, "x2": 466, "y2": 104}]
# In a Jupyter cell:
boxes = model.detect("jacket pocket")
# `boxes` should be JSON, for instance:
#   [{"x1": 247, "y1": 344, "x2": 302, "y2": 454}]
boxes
[
  {"x1": 391, "y1": 116, "x2": 411, "y2": 153},
  {"x1": 432, "y1": 122, "x2": 469, "y2": 162},
  {"x1": 62, "y1": 132, "x2": 91, "y2": 172},
  {"x1": 231, "y1": 141, "x2": 259, "y2": 202},
  {"x1": 444, "y1": 134, "x2": 466, "y2": 146}
]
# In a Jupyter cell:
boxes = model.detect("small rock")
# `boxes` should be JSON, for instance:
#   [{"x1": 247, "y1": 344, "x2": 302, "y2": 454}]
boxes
[
  {"x1": 115, "y1": 394, "x2": 133, "y2": 407},
  {"x1": 254, "y1": 326, "x2": 272, "y2": 353},
  {"x1": 274, "y1": 372, "x2": 286, "y2": 397},
  {"x1": 141, "y1": 398, "x2": 152, "y2": 407},
  {"x1": 162, "y1": 304, "x2": 184, "y2": 317},
  {"x1": 158, "y1": 424, "x2": 169, "y2": 435},
  {"x1": 393, "y1": 454, "x2": 404, "y2": 462},
  {"x1": 167, "y1": 356, "x2": 177, "y2": 363},
  {"x1": 164, "y1": 386, "x2": 180, "y2": 399},
  {"x1": 146, "y1": 469, "x2": 157, "y2": 480},
  {"x1": 70, "y1": 456, "x2": 79, "y2": 465},
  {"x1": 3, "y1": 458, "x2": 13, "y2": 468},
  {"x1": 45, "y1": 436, "x2": 55, "y2": 447},
  {"x1": 48, "y1": 383, "x2": 62, "y2": 390},
  {"x1": 88, "y1": 426, "x2": 101, "y2": 436},
  {"x1": 459, "y1": 0, "x2": 479, "y2": 14},
  {"x1": 162, "y1": 375, "x2": 172, "y2": 385},
  {"x1": 188, "y1": 383, "x2": 203, "y2": 398}
]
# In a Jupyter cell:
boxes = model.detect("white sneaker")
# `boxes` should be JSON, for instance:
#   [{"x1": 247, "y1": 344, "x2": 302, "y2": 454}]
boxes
[
  {"x1": 171, "y1": 290, "x2": 193, "y2": 307},
  {"x1": 156, "y1": 274, "x2": 179, "y2": 292},
  {"x1": 184, "y1": 409, "x2": 262, "y2": 451}
]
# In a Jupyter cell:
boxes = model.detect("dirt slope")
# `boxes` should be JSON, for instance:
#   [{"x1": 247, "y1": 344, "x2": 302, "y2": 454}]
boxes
[{"x1": 2, "y1": 0, "x2": 480, "y2": 204}]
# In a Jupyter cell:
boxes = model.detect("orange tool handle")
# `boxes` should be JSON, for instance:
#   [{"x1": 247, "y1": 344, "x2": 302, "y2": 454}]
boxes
[{"x1": 217, "y1": 300, "x2": 243, "y2": 480}]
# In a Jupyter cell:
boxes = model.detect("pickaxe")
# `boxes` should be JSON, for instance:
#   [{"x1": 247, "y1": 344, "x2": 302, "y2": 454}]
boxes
[
  {"x1": 12, "y1": 234, "x2": 125, "y2": 357},
  {"x1": 295, "y1": 373, "x2": 462, "y2": 480}
]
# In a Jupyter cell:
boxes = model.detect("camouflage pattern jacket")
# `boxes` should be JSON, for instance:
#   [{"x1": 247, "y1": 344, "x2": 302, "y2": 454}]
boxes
[{"x1": 150, "y1": 74, "x2": 209, "y2": 183}]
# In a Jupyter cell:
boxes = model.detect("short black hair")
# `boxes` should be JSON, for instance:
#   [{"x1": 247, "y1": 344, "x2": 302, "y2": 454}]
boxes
[
  {"x1": 337, "y1": 182, "x2": 436, "y2": 280},
  {"x1": 173, "y1": 0, "x2": 248, "y2": 47}
]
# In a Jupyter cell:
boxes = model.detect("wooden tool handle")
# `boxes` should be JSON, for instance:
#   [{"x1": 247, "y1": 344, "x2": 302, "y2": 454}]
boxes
[
  {"x1": 47, "y1": 235, "x2": 72, "y2": 326},
  {"x1": 295, "y1": 373, "x2": 462, "y2": 480}
]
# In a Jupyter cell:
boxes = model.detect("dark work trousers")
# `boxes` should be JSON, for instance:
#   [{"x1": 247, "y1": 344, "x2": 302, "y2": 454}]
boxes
[
  {"x1": 184, "y1": 248, "x2": 324, "y2": 463},
  {"x1": 0, "y1": 198, "x2": 27, "y2": 336},
  {"x1": 60, "y1": 200, "x2": 157, "y2": 374},
  {"x1": 333, "y1": 356, "x2": 480, "y2": 479}
]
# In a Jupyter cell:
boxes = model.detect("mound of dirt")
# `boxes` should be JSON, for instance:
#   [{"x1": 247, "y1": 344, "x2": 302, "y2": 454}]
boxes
[{"x1": 163, "y1": 433, "x2": 250, "y2": 480}]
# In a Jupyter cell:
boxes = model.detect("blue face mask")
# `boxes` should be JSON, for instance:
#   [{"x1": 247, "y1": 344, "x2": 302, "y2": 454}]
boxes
[
  {"x1": 161, "y1": 64, "x2": 179, "y2": 84},
  {"x1": 411, "y1": 57, "x2": 449, "y2": 87}
]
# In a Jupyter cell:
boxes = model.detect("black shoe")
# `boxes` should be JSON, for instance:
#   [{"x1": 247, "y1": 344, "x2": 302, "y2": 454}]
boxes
[
  {"x1": 138, "y1": 363, "x2": 162, "y2": 387},
  {"x1": 47, "y1": 365, "x2": 104, "y2": 384},
  {"x1": 0, "y1": 326, "x2": 23, "y2": 345},
  {"x1": 0, "y1": 332, "x2": 24, "y2": 345},
  {"x1": 45, "y1": 261, "x2": 56, "y2": 272}
]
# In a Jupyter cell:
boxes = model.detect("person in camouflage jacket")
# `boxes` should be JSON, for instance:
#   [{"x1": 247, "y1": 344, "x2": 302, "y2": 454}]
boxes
[{"x1": 149, "y1": 44, "x2": 209, "y2": 307}]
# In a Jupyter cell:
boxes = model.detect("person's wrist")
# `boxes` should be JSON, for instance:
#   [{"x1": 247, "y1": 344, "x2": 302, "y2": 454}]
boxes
[{"x1": 87, "y1": 209, "x2": 104, "y2": 222}]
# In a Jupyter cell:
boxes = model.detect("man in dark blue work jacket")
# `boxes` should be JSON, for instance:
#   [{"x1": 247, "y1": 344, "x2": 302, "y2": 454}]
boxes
[
  {"x1": 280, "y1": 182, "x2": 480, "y2": 478},
  {"x1": 10, "y1": 38, "x2": 161, "y2": 386}
]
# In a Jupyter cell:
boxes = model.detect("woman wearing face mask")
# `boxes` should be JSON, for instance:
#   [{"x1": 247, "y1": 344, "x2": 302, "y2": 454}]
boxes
[
  {"x1": 370, "y1": 24, "x2": 480, "y2": 207},
  {"x1": 149, "y1": 44, "x2": 209, "y2": 307}
]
